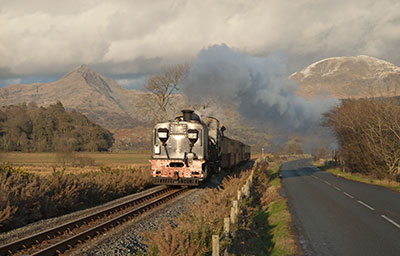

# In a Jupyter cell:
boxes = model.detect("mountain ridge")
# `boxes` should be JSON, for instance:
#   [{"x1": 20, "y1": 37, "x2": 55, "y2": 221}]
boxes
[
  {"x1": 1, "y1": 55, "x2": 400, "y2": 131},
  {"x1": 0, "y1": 64, "x2": 146, "y2": 129},
  {"x1": 291, "y1": 55, "x2": 400, "y2": 99}
]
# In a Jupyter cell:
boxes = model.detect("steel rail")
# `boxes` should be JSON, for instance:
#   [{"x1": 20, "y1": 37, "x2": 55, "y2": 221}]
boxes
[{"x1": 0, "y1": 185, "x2": 187, "y2": 256}]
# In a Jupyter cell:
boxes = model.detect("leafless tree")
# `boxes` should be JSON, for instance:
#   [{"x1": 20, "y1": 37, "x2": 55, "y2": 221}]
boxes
[
  {"x1": 325, "y1": 98, "x2": 400, "y2": 179},
  {"x1": 141, "y1": 63, "x2": 190, "y2": 122}
]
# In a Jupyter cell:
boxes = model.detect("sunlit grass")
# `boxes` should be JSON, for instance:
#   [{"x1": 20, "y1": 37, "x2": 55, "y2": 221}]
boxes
[
  {"x1": 233, "y1": 160, "x2": 298, "y2": 256},
  {"x1": 264, "y1": 162, "x2": 297, "y2": 256},
  {"x1": 313, "y1": 161, "x2": 400, "y2": 192}
]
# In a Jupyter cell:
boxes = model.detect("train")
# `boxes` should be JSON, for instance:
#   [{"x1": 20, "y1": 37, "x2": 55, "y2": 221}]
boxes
[{"x1": 149, "y1": 109, "x2": 251, "y2": 186}]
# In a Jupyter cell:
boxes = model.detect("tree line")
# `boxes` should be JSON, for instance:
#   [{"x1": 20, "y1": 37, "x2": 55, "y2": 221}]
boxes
[
  {"x1": 325, "y1": 98, "x2": 400, "y2": 180},
  {"x1": 0, "y1": 102, "x2": 114, "y2": 152}
]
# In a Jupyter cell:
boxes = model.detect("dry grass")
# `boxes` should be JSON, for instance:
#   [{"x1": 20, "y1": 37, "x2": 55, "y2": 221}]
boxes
[
  {"x1": 0, "y1": 151, "x2": 151, "y2": 175},
  {"x1": 142, "y1": 170, "x2": 251, "y2": 256},
  {"x1": 314, "y1": 162, "x2": 400, "y2": 192},
  {"x1": 0, "y1": 164, "x2": 152, "y2": 232}
]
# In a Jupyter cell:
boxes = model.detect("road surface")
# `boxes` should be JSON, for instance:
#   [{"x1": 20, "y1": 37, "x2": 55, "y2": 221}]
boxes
[{"x1": 280, "y1": 159, "x2": 400, "y2": 256}]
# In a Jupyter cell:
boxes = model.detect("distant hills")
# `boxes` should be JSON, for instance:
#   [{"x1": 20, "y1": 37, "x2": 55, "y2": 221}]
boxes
[
  {"x1": 0, "y1": 65, "x2": 146, "y2": 129},
  {"x1": 291, "y1": 55, "x2": 400, "y2": 99},
  {"x1": 1, "y1": 55, "x2": 400, "y2": 150}
]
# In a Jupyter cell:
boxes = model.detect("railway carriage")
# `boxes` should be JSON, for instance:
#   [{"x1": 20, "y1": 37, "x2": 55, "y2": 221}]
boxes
[{"x1": 150, "y1": 110, "x2": 250, "y2": 186}]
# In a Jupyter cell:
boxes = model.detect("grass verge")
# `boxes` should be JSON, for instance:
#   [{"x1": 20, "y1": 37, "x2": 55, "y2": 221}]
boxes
[
  {"x1": 313, "y1": 162, "x2": 400, "y2": 193},
  {"x1": 234, "y1": 160, "x2": 298, "y2": 256}
]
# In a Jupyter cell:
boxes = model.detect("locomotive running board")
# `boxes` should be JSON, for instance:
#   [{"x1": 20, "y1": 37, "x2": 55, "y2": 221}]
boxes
[{"x1": 153, "y1": 177, "x2": 199, "y2": 186}]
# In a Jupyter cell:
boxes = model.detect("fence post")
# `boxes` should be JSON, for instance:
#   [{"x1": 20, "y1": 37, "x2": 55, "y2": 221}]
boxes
[
  {"x1": 237, "y1": 190, "x2": 242, "y2": 200},
  {"x1": 224, "y1": 217, "x2": 230, "y2": 237},
  {"x1": 212, "y1": 235, "x2": 219, "y2": 256},
  {"x1": 233, "y1": 200, "x2": 239, "y2": 217},
  {"x1": 243, "y1": 181, "x2": 250, "y2": 198},
  {"x1": 230, "y1": 206, "x2": 236, "y2": 224}
]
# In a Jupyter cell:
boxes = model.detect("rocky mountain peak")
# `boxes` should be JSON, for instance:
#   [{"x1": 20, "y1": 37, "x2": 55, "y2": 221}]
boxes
[
  {"x1": 60, "y1": 64, "x2": 120, "y2": 94},
  {"x1": 75, "y1": 64, "x2": 91, "y2": 73},
  {"x1": 0, "y1": 64, "x2": 144, "y2": 129},
  {"x1": 64, "y1": 64, "x2": 99, "y2": 81}
]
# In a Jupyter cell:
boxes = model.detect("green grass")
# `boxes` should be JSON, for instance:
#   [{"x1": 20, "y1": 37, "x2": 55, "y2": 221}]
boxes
[
  {"x1": 316, "y1": 164, "x2": 400, "y2": 193},
  {"x1": 236, "y1": 160, "x2": 297, "y2": 256},
  {"x1": 0, "y1": 151, "x2": 151, "y2": 167},
  {"x1": 266, "y1": 162, "x2": 297, "y2": 256}
]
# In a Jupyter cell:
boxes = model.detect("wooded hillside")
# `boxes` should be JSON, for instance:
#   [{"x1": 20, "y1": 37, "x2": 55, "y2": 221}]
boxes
[{"x1": 0, "y1": 102, "x2": 114, "y2": 152}]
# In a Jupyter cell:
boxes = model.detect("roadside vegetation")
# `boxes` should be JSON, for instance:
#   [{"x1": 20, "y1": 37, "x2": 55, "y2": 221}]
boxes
[
  {"x1": 141, "y1": 158, "x2": 298, "y2": 256},
  {"x1": 324, "y1": 98, "x2": 400, "y2": 181},
  {"x1": 0, "y1": 164, "x2": 152, "y2": 232},
  {"x1": 241, "y1": 160, "x2": 298, "y2": 256},
  {"x1": 142, "y1": 168, "x2": 251, "y2": 256},
  {"x1": 314, "y1": 161, "x2": 400, "y2": 193}
]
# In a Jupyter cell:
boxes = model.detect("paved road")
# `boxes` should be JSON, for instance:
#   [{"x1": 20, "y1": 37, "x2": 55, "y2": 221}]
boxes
[{"x1": 280, "y1": 159, "x2": 400, "y2": 256}]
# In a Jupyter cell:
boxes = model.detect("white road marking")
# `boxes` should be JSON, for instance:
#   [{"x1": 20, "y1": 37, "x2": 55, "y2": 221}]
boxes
[
  {"x1": 311, "y1": 175, "x2": 319, "y2": 179},
  {"x1": 357, "y1": 200, "x2": 375, "y2": 211},
  {"x1": 381, "y1": 215, "x2": 400, "y2": 229},
  {"x1": 324, "y1": 180, "x2": 331, "y2": 185},
  {"x1": 343, "y1": 192, "x2": 354, "y2": 199},
  {"x1": 333, "y1": 186, "x2": 341, "y2": 191}
]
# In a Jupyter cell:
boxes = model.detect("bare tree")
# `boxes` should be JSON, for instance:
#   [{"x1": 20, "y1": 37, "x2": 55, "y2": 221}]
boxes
[
  {"x1": 325, "y1": 98, "x2": 400, "y2": 179},
  {"x1": 142, "y1": 63, "x2": 190, "y2": 122}
]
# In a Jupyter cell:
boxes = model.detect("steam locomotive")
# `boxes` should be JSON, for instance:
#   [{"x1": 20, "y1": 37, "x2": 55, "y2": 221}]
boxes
[{"x1": 150, "y1": 110, "x2": 251, "y2": 186}]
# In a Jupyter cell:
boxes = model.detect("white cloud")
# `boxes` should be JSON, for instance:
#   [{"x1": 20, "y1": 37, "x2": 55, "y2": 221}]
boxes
[
  {"x1": 116, "y1": 76, "x2": 147, "y2": 89},
  {"x1": 1, "y1": 0, "x2": 399, "y2": 77}
]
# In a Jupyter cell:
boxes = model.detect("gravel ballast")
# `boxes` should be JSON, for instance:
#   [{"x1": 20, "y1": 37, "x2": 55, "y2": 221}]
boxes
[{"x1": 72, "y1": 188, "x2": 203, "y2": 255}]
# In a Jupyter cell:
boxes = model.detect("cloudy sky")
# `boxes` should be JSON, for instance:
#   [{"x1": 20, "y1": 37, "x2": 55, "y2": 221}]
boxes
[{"x1": 1, "y1": 0, "x2": 400, "y2": 88}]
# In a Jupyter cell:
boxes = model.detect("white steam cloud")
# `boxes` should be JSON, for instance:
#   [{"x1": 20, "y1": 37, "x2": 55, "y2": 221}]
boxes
[{"x1": 183, "y1": 45, "x2": 338, "y2": 136}]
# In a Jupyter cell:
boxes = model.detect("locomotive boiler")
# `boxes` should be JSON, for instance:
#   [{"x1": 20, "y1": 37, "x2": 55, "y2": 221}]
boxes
[{"x1": 150, "y1": 110, "x2": 250, "y2": 186}]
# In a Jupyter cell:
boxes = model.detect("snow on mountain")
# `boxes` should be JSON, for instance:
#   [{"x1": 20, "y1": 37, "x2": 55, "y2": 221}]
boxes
[{"x1": 290, "y1": 55, "x2": 400, "y2": 99}]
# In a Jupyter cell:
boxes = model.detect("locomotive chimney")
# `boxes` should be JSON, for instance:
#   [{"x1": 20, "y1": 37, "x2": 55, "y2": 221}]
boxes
[{"x1": 182, "y1": 109, "x2": 194, "y2": 122}]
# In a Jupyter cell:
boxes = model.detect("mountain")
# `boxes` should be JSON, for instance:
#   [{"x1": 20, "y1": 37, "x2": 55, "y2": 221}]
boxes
[
  {"x1": 291, "y1": 55, "x2": 400, "y2": 99},
  {"x1": 0, "y1": 65, "x2": 146, "y2": 128}
]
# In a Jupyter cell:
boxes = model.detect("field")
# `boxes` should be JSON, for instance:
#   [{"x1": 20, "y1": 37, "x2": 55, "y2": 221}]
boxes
[{"x1": 0, "y1": 151, "x2": 151, "y2": 175}]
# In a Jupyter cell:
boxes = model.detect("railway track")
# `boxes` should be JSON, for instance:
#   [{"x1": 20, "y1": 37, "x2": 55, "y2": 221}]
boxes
[{"x1": 0, "y1": 185, "x2": 188, "y2": 256}]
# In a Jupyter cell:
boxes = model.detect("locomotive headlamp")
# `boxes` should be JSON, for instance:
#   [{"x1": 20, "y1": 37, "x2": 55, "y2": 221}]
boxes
[
  {"x1": 154, "y1": 145, "x2": 161, "y2": 154},
  {"x1": 157, "y1": 128, "x2": 169, "y2": 144},
  {"x1": 187, "y1": 129, "x2": 198, "y2": 145}
]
